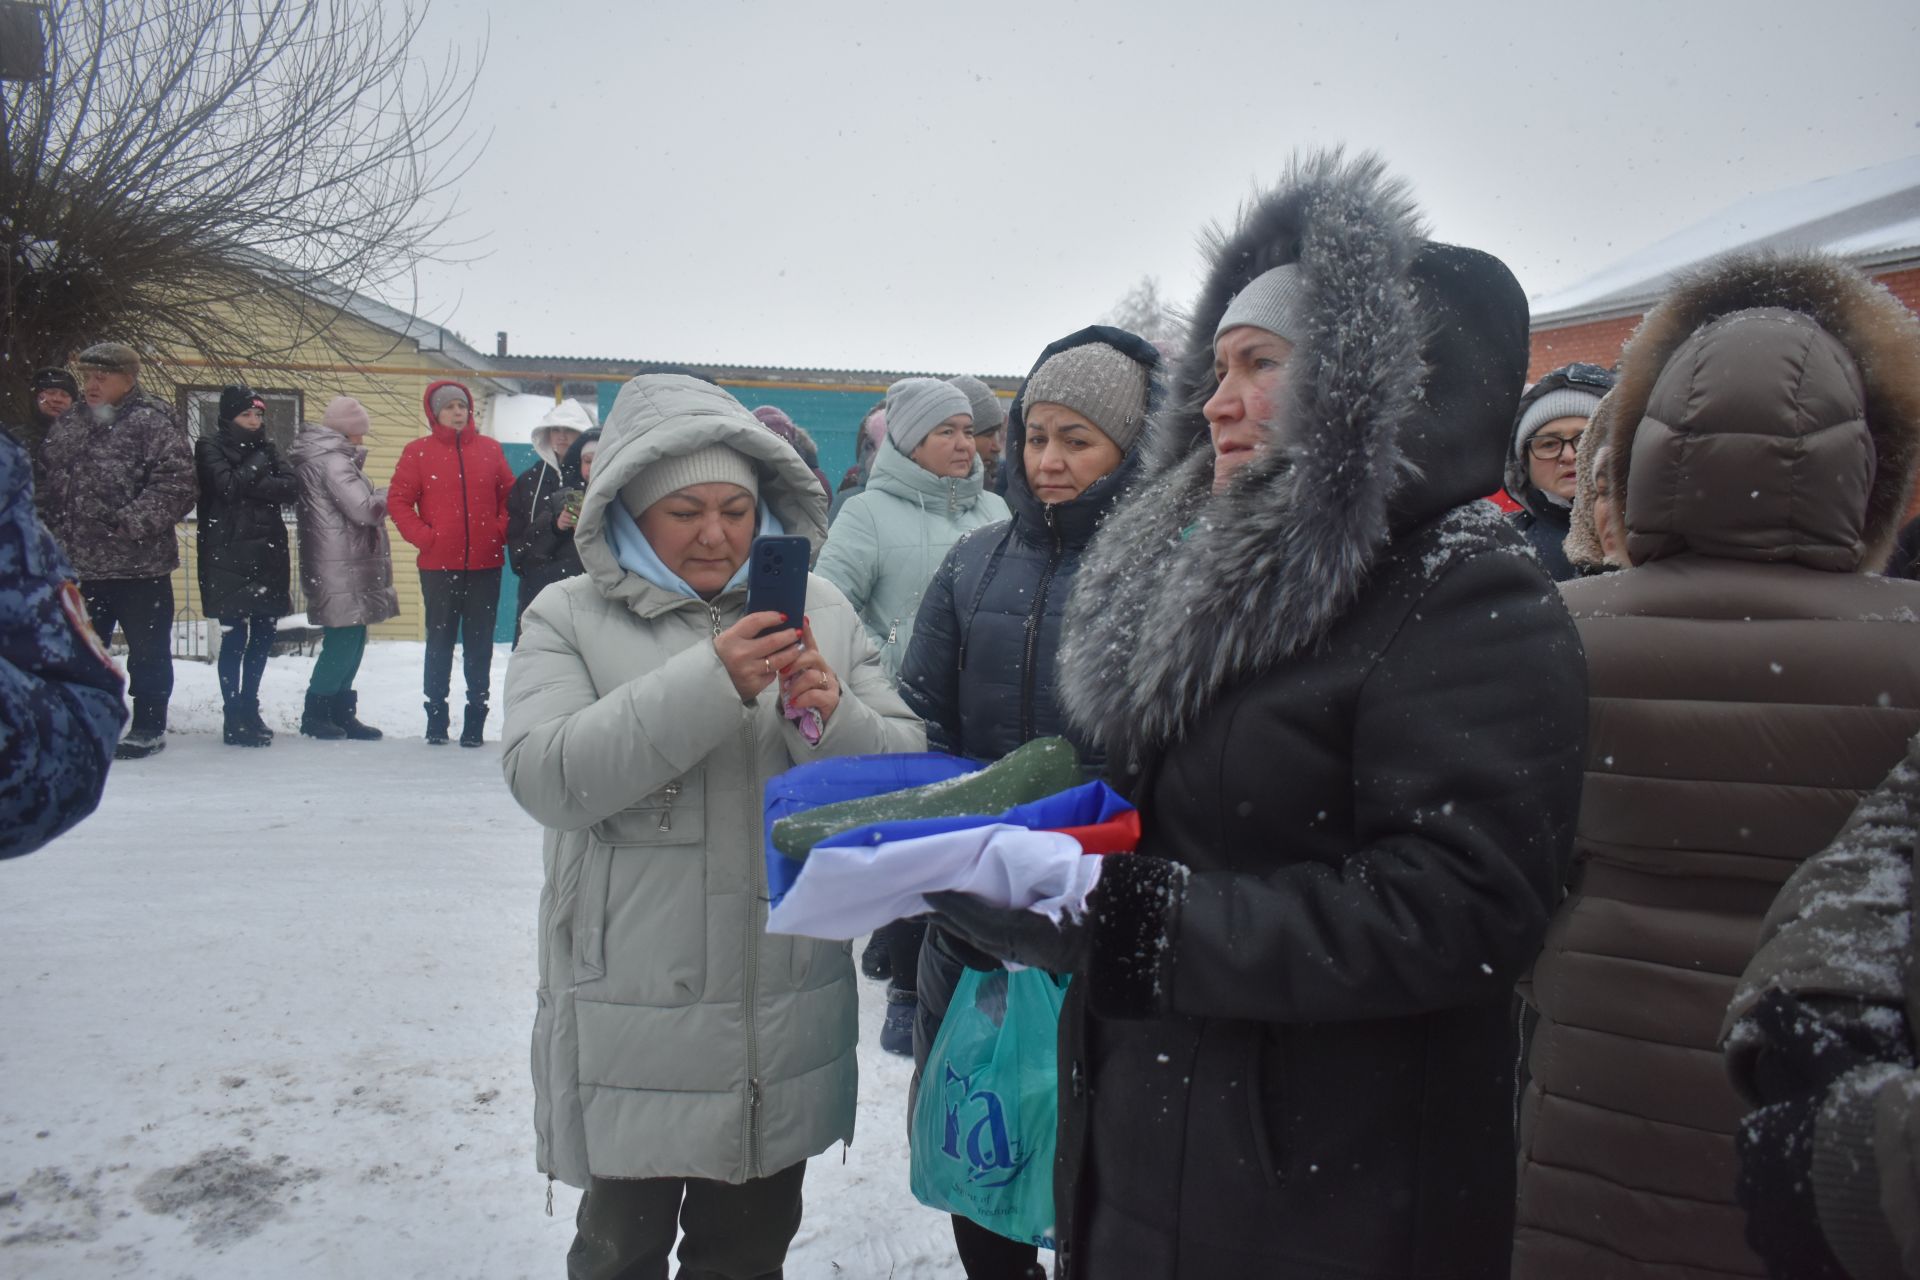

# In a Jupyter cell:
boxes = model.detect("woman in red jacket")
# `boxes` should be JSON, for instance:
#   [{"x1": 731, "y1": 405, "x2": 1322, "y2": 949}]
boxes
[{"x1": 389, "y1": 379, "x2": 515, "y2": 745}]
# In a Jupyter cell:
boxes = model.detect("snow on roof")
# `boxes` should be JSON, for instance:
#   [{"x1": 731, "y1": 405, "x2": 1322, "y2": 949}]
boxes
[
  {"x1": 1532, "y1": 154, "x2": 1920, "y2": 327},
  {"x1": 487, "y1": 393, "x2": 597, "y2": 444}
]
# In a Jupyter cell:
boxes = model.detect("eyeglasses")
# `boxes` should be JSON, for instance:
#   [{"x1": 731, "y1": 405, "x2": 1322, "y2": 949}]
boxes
[{"x1": 1527, "y1": 432, "x2": 1583, "y2": 461}]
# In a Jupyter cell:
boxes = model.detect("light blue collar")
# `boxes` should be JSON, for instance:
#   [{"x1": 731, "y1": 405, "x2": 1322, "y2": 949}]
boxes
[{"x1": 603, "y1": 500, "x2": 785, "y2": 600}]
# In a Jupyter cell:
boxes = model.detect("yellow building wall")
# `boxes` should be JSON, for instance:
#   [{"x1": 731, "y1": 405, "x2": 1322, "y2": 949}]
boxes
[{"x1": 155, "y1": 303, "x2": 500, "y2": 643}]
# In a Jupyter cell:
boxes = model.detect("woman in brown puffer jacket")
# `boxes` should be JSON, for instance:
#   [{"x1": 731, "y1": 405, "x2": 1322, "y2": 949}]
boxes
[{"x1": 1513, "y1": 253, "x2": 1920, "y2": 1279}]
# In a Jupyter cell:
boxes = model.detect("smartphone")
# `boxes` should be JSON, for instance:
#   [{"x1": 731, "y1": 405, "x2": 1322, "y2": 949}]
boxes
[{"x1": 744, "y1": 535, "x2": 810, "y2": 639}]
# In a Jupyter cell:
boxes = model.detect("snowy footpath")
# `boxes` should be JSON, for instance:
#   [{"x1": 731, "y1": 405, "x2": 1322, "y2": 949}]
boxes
[{"x1": 0, "y1": 644, "x2": 966, "y2": 1277}]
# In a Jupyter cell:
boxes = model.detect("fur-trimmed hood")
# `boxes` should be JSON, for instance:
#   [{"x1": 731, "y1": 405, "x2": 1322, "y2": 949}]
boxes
[
  {"x1": 1059, "y1": 150, "x2": 1531, "y2": 768},
  {"x1": 1601, "y1": 252, "x2": 1920, "y2": 573}
]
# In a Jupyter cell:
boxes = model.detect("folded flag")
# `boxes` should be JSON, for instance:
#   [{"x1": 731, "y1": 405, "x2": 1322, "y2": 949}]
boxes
[{"x1": 764, "y1": 777, "x2": 1139, "y2": 941}]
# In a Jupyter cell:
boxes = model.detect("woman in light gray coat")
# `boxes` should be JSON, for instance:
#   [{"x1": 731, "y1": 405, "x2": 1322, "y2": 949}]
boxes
[
  {"x1": 289, "y1": 396, "x2": 398, "y2": 740},
  {"x1": 503, "y1": 374, "x2": 923, "y2": 1280},
  {"x1": 816, "y1": 377, "x2": 1009, "y2": 679}
]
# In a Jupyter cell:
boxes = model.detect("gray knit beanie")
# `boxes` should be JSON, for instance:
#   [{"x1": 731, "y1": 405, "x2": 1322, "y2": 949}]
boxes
[
  {"x1": 1512, "y1": 388, "x2": 1604, "y2": 459},
  {"x1": 620, "y1": 444, "x2": 759, "y2": 517},
  {"x1": 429, "y1": 383, "x2": 472, "y2": 416},
  {"x1": 1020, "y1": 343, "x2": 1151, "y2": 453},
  {"x1": 1215, "y1": 264, "x2": 1309, "y2": 345},
  {"x1": 949, "y1": 375, "x2": 1007, "y2": 436},
  {"x1": 885, "y1": 377, "x2": 973, "y2": 455}
]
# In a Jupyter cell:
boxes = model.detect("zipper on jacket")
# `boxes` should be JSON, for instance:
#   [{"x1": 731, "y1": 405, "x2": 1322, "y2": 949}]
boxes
[
  {"x1": 739, "y1": 698, "x2": 765, "y2": 1176},
  {"x1": 456, "y1": 432, "x2": 472, "y2": 570},
  {"x1": 655, "y1": 780, "x2": 681, "y2": 832},
  {"x1": 1020, "y1": 505, "x2": 1064, "y2": 743}
]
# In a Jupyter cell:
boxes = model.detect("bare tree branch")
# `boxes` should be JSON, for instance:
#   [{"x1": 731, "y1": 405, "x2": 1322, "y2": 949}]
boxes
[{"x1": 3, "y1": 0, "x2": 486, "y2": 448}]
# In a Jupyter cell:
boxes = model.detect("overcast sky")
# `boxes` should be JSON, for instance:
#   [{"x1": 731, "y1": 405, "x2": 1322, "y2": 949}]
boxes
[{"x1": 401, "y1": 0, "x2": 1920, "y2": 377}]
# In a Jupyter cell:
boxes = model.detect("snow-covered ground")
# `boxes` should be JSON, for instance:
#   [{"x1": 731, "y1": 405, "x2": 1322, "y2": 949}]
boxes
[{"x1": 0, "y1": 644, "x2": 966, "y2": 1277}]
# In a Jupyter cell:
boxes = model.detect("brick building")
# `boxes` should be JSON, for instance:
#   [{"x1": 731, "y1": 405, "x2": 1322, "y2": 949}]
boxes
[{"x1": 1528, "y1": 154, "x2": 1920, "y2": 380}]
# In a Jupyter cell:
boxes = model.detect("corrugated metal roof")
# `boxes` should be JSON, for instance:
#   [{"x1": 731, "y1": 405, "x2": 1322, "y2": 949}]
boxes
[{"x1": 1531, "y1": 154, "x2": 1920, "y2": 327}]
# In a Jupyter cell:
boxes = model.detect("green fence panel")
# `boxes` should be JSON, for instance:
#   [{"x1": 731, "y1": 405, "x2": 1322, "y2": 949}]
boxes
[{"x1": 596, "y1": 380, "x2": 883, "y2": 487}]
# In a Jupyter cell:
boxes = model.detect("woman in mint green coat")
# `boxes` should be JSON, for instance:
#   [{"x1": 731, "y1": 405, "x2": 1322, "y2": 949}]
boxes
[{"x1": 816, "y1": 377, "x2": 1009, "y2": 681}]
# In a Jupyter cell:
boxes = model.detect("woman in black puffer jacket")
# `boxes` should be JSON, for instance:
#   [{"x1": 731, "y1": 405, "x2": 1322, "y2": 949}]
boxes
[
  {"x1": 195, "y1": 385, "x2": 301, "y2": 747},
  {"x1": 896, "y1": 323, "x2": 1160, "y2": 1280}
]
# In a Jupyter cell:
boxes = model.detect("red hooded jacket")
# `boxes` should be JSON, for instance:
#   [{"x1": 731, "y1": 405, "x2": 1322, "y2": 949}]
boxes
[{"x1": 388, "y1": 380, "x2": 516, "y2": 571}]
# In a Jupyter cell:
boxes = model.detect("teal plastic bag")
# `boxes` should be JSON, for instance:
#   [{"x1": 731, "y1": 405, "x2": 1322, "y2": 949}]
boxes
[{"x1": 909, "y1": 966, "x2": 1067, "y2": 1249}]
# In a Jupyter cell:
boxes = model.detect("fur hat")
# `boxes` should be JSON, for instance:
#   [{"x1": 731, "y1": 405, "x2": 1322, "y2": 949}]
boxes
[
  {"x1": 1020, "y1": 342, "x2": 1152, "y2": 452},
  {"x1": 885, "y1": 378, "x2": 972, "y2": 455},
  {"x1": 619, "y1": 443, "x2": 759, "y2": 517},
  {"x1": 74, "y1": 342, "x2": 140, "y2": 377},
  {"x1": 949, "y1": 375, "x2": 1007, "y2": 435}
]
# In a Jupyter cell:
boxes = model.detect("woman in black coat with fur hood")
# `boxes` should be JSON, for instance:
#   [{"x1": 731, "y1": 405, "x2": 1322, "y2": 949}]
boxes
[
  {"x1": 195, "y1": 385, "x2": 301, "y2": 746},
  {"x1": 929, "y1": 152, "x2": 1589, "y2": 1278}
]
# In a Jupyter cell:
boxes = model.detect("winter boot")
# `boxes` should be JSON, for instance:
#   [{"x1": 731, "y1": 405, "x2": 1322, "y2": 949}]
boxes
[
  {"x1": 860, "y1": 934, "x2": 893, "y2": 982},
  {"x1": 459, "y1": 699, "x2": 488, "y2": 748},
  {"x1": 223, "y1": 696, "x2": 273, "y2": 747},
  {"x1": 115, "y1": 699, "x2": 167, "y2": 759},
  {"x1": 425, "y1": 699, "x2": 450, "y2": 745},
  {"x1": 246, "y1": 701, "x2": 275, "y2": 741},
  {"x1": 880, "y1": 987, "x2": 916, "y2": 1058},
  {"x1": 301, "y1": 691, "x2": 347, "y2": 740},
  {"x1": 330, "y1": 691, "x2": 383, "y2": 741}
]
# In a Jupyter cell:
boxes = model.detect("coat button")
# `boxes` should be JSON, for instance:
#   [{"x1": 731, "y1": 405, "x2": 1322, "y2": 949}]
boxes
[{"x1": 1069, "y1": 1060, "x2": 1086, "y2": 1098}]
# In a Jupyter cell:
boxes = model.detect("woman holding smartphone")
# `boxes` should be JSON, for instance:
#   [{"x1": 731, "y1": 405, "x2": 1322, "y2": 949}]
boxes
[{"x1": 502, "y1": 374, "x2": 922, "y2": 1280}]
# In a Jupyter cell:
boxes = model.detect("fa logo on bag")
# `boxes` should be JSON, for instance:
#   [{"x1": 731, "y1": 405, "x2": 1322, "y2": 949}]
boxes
[{"x1": 939, "y1": 1064, "x2": 1032, "y2": 1187}]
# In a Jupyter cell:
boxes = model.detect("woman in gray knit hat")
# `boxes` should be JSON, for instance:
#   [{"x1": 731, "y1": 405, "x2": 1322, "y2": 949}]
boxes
[
  {"x1": 896, "y1": 324, "x2": 1161, "y2": 1279},
  {"x1": 1504, "y1": 362, "x2": 1615, "y2": 581},
  {"x1": 815, "y1": 376, "x2": 1009, "y2": 680}
]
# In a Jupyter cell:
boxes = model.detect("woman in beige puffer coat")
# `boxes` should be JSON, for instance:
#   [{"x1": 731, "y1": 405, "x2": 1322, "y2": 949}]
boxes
[{"x1": 502, "y1": 374, "x2": 923, "y2": 1279}]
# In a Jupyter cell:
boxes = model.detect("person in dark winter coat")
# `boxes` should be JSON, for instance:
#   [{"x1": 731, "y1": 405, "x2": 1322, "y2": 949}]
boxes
[
  {"x1": 928, "y1": 152, "x2": 1589, "y2": 1279},
  {"x1": 195, "y1": 385, "x2": 300, "y2": 747},
  {"x1": 1512, "y1": 252, "x2": 1920, "y2": 1280},
  {"x1": 37, "y1": 342, "x2": 196, "y2": 759},
  {"x1": 506, "y1": 398, "x2": 594, "y2": 641},
  {"x1": 14, "y1": 367, "x2": 79, "y2": 465},
  {"x1": 752, "y1": 405, "x2": 833, "y2": 500},
  {"x1": 0, "y1": 430, "x2": 126, "y2": 858},
  {"x1": 290, "y1": 396, "x2": 398, "y2": 741},
  {"x1": 1721, "y1": 733, "x2": 1920, "y2": 1280},
  {"x1": 389, "y1": 378, "x2": 516, "y2": 746},
  {"x1": 1504, "y1": 363, "x2": 1614, "y2": 581},
  {"x1": 900, "y1": 324, "x2": 1159, "y2": 1280},
  {"x1": 949, "y1": 374, "x2": 1009, "y2": 491}
]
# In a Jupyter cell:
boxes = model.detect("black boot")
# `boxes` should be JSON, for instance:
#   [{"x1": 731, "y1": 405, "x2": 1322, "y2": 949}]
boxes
[
  {"x1": 425, "y1": 699, "x2": 450, "y2": 745},
  {"x1": 223, "y1": 696, "x2": 273, "y2": 747},
  {"x1": 301, "y1": 691, "x2": 347, "y2": 740},
  {"x1": 115, "y1": 699, "x2": 168, "y2": 759},
  {"x1": 331, "y1": 691, "x2": 382, "y2": 741},
  {"x1": 247, "y1": 698, "x2": 274, "y2": 741},
  {"x1": 459, "y1": 700, "x2": 487, "y2": 748}
]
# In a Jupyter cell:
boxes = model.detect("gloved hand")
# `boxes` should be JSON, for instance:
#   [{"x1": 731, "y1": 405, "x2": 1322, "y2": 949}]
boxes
[
  {"x1": 1735, "y1": 1095, "x2": 1850, "y2": 1280},
  {"x1": 925, "y1": 890, "x2": 1091, "y2": 976},
  {"x1": 1742, "y1": 989, "x2": 1888, "y2": 1101}
]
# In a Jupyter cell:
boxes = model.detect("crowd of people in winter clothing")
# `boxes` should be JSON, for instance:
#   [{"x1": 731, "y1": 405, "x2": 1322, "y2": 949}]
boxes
[
  {"x1": 9, "y1": 145, "x2": 1920, "y2": 1280},
  {"x1": 484, "y1": 151, "x2": 1920, "y2": 1280}
]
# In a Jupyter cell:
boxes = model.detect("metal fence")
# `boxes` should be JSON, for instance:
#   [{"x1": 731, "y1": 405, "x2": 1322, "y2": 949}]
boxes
[{"x1": 168, "y1": 516, "x2": 318, "y2": 662}]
